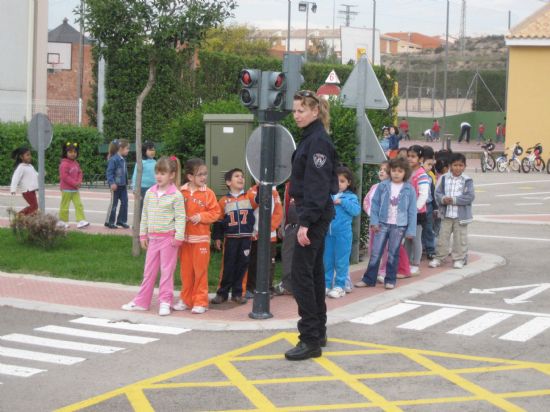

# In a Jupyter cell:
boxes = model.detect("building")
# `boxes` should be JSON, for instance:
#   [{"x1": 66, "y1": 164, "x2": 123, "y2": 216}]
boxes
[
  {"x1": 47, "y1": 18, "x2": 94, "y2": 125},
  {"x1": 385, "y1": 32, "x2": 444, "y2": 50},
  {"x1": 380, "y1": 34, "x2": 400, "y2": 55},
  {"x1": 505, "y1": 3, "x2": 550, "y2": 150},
  {"x1": 0, "y1": 0, "x2": 48, "y2": 122},
  {"x1": 252, "y1": 28, "x2": 341, "y2": 59}
]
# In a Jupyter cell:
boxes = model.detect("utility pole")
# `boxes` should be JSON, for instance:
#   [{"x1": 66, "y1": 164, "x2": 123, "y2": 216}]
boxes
[
  {"x1": 442, "y1": 0, "x2": 450, "y2": 139},
  {"x1": 338, "y1": 4, "x2": 358, "y2": 27},
  {"x1": 459, "y1": 0, "x2": 466, "y2": 55},
  {"x1": 287, "y1": 0, "x2": 291, "y2": 52},
  {"x1": 371, "y1": 0, "x2": 376, "y2": 64},
  {"x1": 77, "y1": 0, "x2": 85, "y2": 126}
]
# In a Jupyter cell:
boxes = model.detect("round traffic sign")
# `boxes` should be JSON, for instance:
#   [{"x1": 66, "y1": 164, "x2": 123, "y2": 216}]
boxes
[
  {"x1": 27, "y1": 113, "x2": 53, "y2": 151},
  {"x1": 245, "y1": 124, "x2": 296, "y2": 185}
]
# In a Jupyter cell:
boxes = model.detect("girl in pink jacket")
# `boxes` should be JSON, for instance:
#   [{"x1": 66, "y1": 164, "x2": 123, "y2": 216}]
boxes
[{"x1": 58, "y1": 142, "x2": 89, "y2": 229}]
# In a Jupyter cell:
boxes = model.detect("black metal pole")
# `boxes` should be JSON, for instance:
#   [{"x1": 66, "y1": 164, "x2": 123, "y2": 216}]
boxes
[{"x1": 249, "y1": 122, "x2": 275, "y2": 319}]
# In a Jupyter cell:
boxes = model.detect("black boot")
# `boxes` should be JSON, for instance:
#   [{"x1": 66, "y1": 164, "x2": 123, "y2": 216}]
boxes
[{"x1": 285, "y1": 341, "x2": 322, "y2": 361}]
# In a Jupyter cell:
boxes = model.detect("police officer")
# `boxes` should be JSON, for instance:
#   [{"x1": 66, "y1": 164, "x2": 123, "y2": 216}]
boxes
[{"x1": 285, "y1": 90, "x2": 338, "y2": 361}]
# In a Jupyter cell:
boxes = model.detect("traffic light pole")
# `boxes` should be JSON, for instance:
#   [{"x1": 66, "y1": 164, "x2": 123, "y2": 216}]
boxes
[{"x1": 249, "y1": 117, "x2": 276, "y2": 319}]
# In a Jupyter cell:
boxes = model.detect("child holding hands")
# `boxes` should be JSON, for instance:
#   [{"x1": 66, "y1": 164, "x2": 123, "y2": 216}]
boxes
[
  {"x1": 122, "y1": 156, "x2": 186, "y2": 316},
  {"x1": 356, "y1": 157, "x2": 417, "y2": 289}
]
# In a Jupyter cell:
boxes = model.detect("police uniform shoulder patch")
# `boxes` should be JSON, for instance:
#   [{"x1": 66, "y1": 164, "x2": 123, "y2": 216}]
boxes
[{"x1": 313, "y1": 153, "x2": 327, "y2": 168}]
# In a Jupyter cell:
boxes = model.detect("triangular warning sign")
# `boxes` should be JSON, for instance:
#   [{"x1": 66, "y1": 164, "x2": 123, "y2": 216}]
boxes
[
  {"x1": 324, "y1": 70, "x2": 340, "y2": 84},
  {"x1": 341, "y1": 58, "x2": 389, "y2": 109},
  {"x1": 361, "y1": 115, "x2": 387, "y2": 164}
]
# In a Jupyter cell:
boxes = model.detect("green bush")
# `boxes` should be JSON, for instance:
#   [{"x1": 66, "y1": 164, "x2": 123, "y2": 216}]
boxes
[{"x1": 0, "y1": 123, "x2": 104, "y2": 186}]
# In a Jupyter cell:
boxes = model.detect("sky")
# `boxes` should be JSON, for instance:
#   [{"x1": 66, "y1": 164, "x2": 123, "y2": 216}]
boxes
[{"x1": 49, "y1": 0, "x2": 548, "y2": 38}]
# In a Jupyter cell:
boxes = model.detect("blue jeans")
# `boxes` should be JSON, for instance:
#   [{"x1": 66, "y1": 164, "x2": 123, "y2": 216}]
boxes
[
  {"x1": 106, "y1": 186, "x2": 128, "y2": 225},
  {"x1": 421, "y1": 203, "x2": 436, "y2": 255},
  {"x1": 362, "y1": 223, "x2": 406, "y2": 286}
]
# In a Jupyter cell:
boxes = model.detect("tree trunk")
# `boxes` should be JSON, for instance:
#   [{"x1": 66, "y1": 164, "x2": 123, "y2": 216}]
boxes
[{"x1": 132, "y1": 59, "x2": 157, "y2": 257}]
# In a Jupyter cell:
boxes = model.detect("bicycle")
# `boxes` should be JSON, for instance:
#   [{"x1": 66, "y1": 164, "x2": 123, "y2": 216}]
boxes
[
  {"x1": 496, "y1": 142, "x2": 522, "y2": 173},
  {"x1": 521, "y1": 143, "x2": 545, "y2": 173},
  {"x1": 480, "y1": 141, "x2": 495, "y2": 173}
]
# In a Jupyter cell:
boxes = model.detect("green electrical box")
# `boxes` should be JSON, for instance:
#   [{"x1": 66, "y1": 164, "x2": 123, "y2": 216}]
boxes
[{"x1": 204, "y1": 114, "x2": 255, "y2": 197}]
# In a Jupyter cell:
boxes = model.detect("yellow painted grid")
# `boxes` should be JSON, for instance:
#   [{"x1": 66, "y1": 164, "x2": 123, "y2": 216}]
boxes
[{"x1": 56, "y1": 332, "x2": 550, "y2": 412}]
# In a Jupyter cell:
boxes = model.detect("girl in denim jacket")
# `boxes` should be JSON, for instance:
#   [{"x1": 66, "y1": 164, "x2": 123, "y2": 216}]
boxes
[{"x1": 356, "y1": 157, "x2": 417, "y2": 289}]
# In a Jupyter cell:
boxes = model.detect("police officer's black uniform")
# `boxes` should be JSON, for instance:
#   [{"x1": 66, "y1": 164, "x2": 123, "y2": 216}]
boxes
[{"x1": 286, "y1": 118, "x2": 338, "y2": 360}]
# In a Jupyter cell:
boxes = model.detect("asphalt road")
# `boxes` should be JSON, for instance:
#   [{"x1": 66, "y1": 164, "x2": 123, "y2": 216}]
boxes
[{"x1": 1, "y1": 171, "x2": 550, "y2": 411}]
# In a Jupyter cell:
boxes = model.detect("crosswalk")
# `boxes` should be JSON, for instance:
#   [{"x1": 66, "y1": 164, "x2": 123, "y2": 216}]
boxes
[
  {"x1": 351, "y1": 301, "x2": 550, "y2": 343},
  {"x1": 0, "y1": 317, "x2": 190, "y2": 384}
]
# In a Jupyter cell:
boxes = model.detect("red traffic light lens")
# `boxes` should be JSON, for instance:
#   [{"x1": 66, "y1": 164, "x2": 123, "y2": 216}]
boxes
[{"x1": 241, "y1": 71, "x2": 252, "y2": 86}]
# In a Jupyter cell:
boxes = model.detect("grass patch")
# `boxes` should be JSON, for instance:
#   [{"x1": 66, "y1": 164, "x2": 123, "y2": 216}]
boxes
[{"x1": 0, "y1": 228, "x2": 279, "y2": 291}]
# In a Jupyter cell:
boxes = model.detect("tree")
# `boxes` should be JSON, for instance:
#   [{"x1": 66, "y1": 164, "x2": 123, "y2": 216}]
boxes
[
  {"x1": 81, "y1": 0, "x2": 236, "y2": 256},
  {"x1": 307, "y1": 38, "x2": 340, "y2": 64},
  {"x1": 204, "y1": 24, "x2": 272, "y2": 57}
]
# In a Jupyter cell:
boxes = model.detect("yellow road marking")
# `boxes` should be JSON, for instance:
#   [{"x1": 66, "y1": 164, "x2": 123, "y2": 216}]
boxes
[{"x1": 56, "y1": 332, "x2": 550, "y2": 412}]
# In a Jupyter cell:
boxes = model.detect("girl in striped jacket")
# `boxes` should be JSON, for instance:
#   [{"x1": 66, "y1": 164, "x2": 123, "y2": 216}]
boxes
[{"x1": 122, "y1": 156, "x2": 186, "y2": 316}]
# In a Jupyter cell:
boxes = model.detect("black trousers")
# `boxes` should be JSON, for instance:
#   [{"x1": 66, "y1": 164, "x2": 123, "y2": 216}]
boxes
[
  {"x1": 458, "y1": 125, "x2": 471, "y2": 143},
  {"x1": 291, "y1": 214, "x2": 331, "y2": 346},
  {"x1": 246, "y1": 240, "x2": 276, "y2": 292},
  {"x1": 217, "y1": 237, "x2": 251, "y2": 298}
]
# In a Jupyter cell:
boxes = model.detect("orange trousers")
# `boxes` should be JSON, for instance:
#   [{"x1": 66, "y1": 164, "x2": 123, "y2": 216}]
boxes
[{"x1": 180, "y1": 242, "x2": 210, "y2": 308}]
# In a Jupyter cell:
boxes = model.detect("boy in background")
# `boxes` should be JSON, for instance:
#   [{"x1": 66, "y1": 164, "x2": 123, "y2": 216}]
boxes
[
  {"x1": 212, "y1": 169, "x2": 258, "y2": 304},
  {"x1": 429, "y1": 153, "x2": 474, "y2": 269}
]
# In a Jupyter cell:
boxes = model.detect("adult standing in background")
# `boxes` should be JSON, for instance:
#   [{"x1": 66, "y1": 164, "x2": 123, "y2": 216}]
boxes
[
  {"x1": 285, "y1": 90, "x2": 338, "y2": 361},
  {"x1": 458, "y1": 121, "x2": 472, "y2": 143},
  {"x1": 399, "y1": 117, "x2": 410, "y2": 141}
]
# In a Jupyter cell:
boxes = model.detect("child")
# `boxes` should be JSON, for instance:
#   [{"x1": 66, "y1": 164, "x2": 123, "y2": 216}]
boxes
[
  {"x1": 431, "y1": 119, "x2": 441, "y2": 142},
  {"x1": 397, "y1": 147, "x2": 408, "y2": 160},
  {"x1": 324, "y1": 166, "x2": 361, "y2": 298},
  {"x1": 387, "y1": 126, "x2": 400, "y2": 159},
  {"x1": 10, "y1": 147, "x2": 38, "y2": 215},
  {"x1": 404, "y1": 145, "x2": 430, "y2": 275},
  {"x1": 364, "y1": 161, "x2": 411, "y2": 283},
  {"x1": 355, "y1": 157, "x2": 417, "y2": 289},
  {"x1": 131, "y1": 140, "x2": 156, "y2": 218},
  {"x1": 421, "y1": 146, "x2": 437, "y2": 260},
  {"x1": 477, "y1": 123, "x2": 485, "y2": 145},
  {"x1": 58, "y1": 141, "x2": 89, "y2": 229},
  {"x1": 244, "y1": 182, "x2": 283, "y2": 299},
  {"x1": 273, "y1": 181, "x2": 297, "y2": 296},
  {"x1": 173, "y1": 159, "x2": 220, "y2": 314},
  {"x1": 379, "y1": 127, "x2": 390, "y2": 153},
  {"x1": 211, "y1": 168, "x2": 258, "y2": 305},
  {"x1": 429, "y1": 153, "x2": 475, "y2": 269},
  {"x1": 433, "y1": 151, "x2": 451, "y2": 238},
  {"x1": 122, "y1": 156, "x2": 186, "y2": 316},
  {"x1": 105, "y1": 139, "x2": 130, "y2": 229}
]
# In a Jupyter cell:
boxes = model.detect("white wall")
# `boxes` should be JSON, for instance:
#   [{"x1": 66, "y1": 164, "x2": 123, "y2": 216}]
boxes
[
  {"x1": 340, "y1": 27, "x2": 380, "y2": 65},
  {"x1": 0, "y1": 0, "x2": 48, "y2": 122}
]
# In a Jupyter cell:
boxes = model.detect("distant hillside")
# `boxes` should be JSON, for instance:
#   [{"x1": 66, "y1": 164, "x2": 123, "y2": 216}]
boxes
[{"x1": 381, "y1": 35, "x2": 507, "y2": 72}]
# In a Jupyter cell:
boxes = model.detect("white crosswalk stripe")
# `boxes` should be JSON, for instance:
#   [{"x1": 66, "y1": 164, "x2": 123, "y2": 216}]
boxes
[
  {"x1": 0, "y1": 346, "x2": 85, "y2": 365},
  {"x1": 0, "y1": 363, "x2": 46, "y2": 378},
  {"x1": 0, "y1": 334, "x2": 124, "y2": 353},
  {"x1": 499, "y1": 317, "x2": 550, "y2": 342},
  {"x1": 351, "y1": 301, "x2": 550, "y2": 343},
  {"x1": 34, "y1": 325, "x2": 159, "y2": 344},
  {"x1": 397, "y1": 308, "x2": 465, "y2": 331},
  {"x1": 70, "y1": 317, "x2": 190, "y2": 335},
  {"x1": 448, "y1": 312, "x2": 513, "y2": 336}
]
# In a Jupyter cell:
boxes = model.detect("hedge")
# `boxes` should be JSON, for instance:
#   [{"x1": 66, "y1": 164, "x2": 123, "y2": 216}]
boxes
[{"x1": 0, "y1": 123, "x2": 104, "y2": 185}]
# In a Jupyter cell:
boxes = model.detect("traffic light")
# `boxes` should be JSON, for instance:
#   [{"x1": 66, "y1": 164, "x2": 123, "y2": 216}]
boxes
[
  {"x1": 282, "y1": 54, "x2": 305, "y2": 111},
  {"x1": 239, "y1": 69, "x2": 261, "y2": 109},
  {"x1": 260, "y1": 71, "x2": 286, "y2": 110}
]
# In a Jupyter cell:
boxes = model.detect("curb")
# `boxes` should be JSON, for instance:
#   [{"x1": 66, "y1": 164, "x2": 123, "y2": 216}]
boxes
[{"x1": 0, "y1": 251, "x2": 505, "y2": 331}]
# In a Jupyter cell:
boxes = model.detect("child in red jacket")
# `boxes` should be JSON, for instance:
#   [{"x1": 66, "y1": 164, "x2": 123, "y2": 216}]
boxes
[{"x1": 58, "y1": 142, "x2": 89, "y2": 229}]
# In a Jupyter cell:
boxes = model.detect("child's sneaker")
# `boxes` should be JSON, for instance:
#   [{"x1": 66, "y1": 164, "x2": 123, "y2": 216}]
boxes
[
  {"x1": 410, "y1": 266, "x2": 421, "y2": 276},
  {"x1": 56, "y1": 221, "x2": 69, "y2": 229},
  {"x1": 429, "y1": 259, "x2": 442, "y2": 268},
  {"x1": 385, "y1": 283, "x2": 395, "y2": 290},
  {"x1": 245, "y1": 290, "x2": 254, "y2": 299},
  {"x1": 172, "y1": 300, "x2": 188, "y2": 311},
  {"x1": 453, "y1": 260, "x2": 464, "y2": 269},
  {"x1": 377, "y1": 275, "x2": 385, "y2": 284},
  {"x1": 77, "y1": 220, "x2": 90, "y2": 229},
  {"x1": 328, "y1": 287, "x2": 345, "y2": 299},
  {"x1": 344, "y1": 284, "x2": 353, "y2": 293},
  {"x1": 159, "y1": 302, "x2": 171, "y2": 316},
  {"x1": 121, "y1": 302, "x2": 147, "y2": 311},
  {"x1": 191, "y1": 306, "x2": 208, "y2": 314}
]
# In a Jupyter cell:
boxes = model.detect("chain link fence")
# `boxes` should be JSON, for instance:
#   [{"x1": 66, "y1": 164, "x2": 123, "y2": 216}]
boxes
[{"x1": 0, "y1": 100, "x2": 81, "y2": 124}]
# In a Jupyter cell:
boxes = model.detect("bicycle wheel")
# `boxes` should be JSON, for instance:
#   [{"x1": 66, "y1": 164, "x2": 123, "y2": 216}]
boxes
[
  {"x1": 486, "y1": 154, "x2": 495, "y2": 171},
  {"x1": 534, "y1": 158, "x2": 545, "y2": 173},
  {"x1": 510, "y1": 158, "x2": 521, "y2": 172},
  {"x1": 521, "y1": 158, "x2": 531, "y2": 173},
  {"x1": 480, "y1": 153, "x2": 487, "y2": 173},
  {"x1": 496, "y1": 157, "x2": 507, "y2": 173}
]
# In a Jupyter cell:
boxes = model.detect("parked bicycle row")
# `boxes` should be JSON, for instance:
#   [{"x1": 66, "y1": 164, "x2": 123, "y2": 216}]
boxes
[{"x1": 480, "y1": 141, "x2": 548, "y2": 173}]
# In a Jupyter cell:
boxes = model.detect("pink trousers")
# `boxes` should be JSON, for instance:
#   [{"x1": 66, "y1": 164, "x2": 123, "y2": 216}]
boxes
[{"x1": 133, "y1": 237, "x2": 179, "y2": 308}]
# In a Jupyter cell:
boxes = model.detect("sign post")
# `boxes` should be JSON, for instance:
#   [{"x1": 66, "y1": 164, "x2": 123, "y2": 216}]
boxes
[{"x1": 27, "y1": 113, "x2": 53, "y2": 213}]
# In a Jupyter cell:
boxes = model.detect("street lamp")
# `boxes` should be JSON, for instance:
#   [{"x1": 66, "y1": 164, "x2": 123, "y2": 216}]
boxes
[{"x1": 298, "y1": 1, "x2": 317, "y2": 62}]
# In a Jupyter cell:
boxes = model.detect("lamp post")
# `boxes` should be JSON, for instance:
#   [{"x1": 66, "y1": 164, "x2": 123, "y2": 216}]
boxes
[
  {"x1": 371, "y1": 0, "x2": 376, "y2": 64},
  {"x1": 287, "y1": 1, "x2": 291, "y2": 52},
  {"x1": 299, "y1": 1, "x2": 317, "y2": 62}
]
